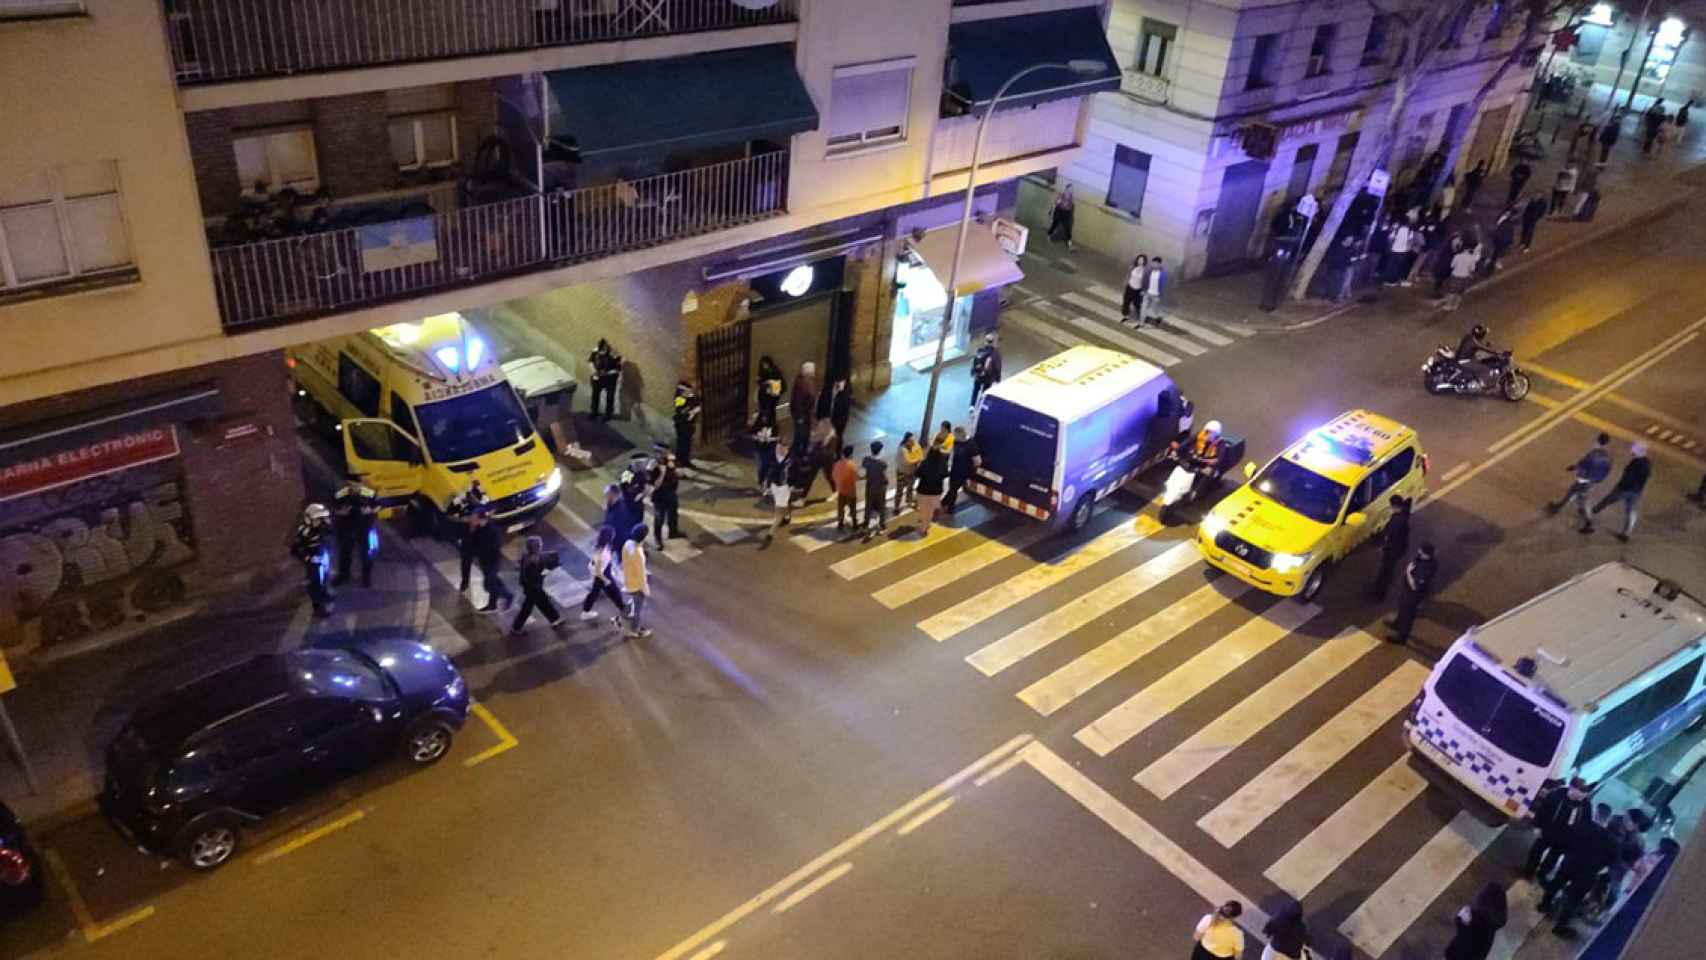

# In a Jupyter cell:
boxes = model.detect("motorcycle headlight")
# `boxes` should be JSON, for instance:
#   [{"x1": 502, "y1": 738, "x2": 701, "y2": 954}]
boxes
[
  {"x1": 1271, "y1": 552, "x2": 1312, "y2": 573},
  {"x1": 540, "y1": 467, "x2": 563, "y2": 499},
  {"x1": 1198, "y1": 513, "x2": 1226, "y2": 540}
]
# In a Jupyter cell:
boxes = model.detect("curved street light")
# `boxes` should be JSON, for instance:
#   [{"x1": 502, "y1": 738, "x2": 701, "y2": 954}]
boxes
[{"x1": 916, "y1": 58, "x2": 1109, "y2": 445}]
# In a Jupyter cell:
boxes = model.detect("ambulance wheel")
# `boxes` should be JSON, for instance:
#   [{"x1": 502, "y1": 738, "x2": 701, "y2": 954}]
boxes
[
  {"x1": 1068, "y1": 495, "x2": 1094, "y2": 533},
  {"x1": 1298, "y1": 563, "x2": 1330, "y2": 603}
]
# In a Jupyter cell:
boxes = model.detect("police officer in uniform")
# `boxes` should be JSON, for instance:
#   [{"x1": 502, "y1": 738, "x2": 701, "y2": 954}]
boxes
[
  {"x1": 291, "y1": 504, "x2": 336, "y2": 617},
  {"x1": 589, "y1": 339, "x2": 622, "y2": 421},
  {"x1": 1388, "y1": 542, "x2": 1438, "y2": 643},
  {"x1": 332, "y1": 477, "x2": 380, "y2": 588},
  {"x1": 673, "y1": 380, "x2": 702, "y2": 468}
]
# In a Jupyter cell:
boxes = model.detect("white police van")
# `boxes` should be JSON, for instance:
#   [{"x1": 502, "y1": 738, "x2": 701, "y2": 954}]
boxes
[
  {"x1": 968, "y1": 345, "x2": 1191, "y2": 532},
  {"x1": 1406, "y1": 562, "x2": 1706, "y2": 820}
]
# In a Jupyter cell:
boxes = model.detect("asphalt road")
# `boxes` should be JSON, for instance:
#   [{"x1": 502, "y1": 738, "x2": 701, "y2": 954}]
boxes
[{"x1": 7, "y1": 192, "x2": 1706, "y2": 960}]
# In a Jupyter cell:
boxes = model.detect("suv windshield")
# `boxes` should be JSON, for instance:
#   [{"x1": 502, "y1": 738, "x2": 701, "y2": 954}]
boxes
[
  {"x1": 1252, "y1": 458, "x2": 1349, "y2": 525},
  {"x1": 1434, "y1": 653, "x2": 1566, "y2": 767},
  {"x1": 415, "y1": 383, "x2": 532, "y2": 463}
]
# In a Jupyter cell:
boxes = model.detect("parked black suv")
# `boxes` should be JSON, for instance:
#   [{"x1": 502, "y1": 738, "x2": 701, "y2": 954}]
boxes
[
  {"x1": 0, "y1": 800, "x2": 44, "y2": 918},
  {"x1": 101, "y1": 638, "x2": 469, "y2": 870}
]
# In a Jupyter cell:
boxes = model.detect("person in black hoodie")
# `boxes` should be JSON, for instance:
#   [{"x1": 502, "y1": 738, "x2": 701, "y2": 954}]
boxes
[
  {"x1": 943, "y1": 426, "x2": 980, "y2": 513},
  {"x1": 754, "y1": 355, "x2": 785, "y2": 430},
  {"x1": 1260, "y1": 899, "x2": 1308, "y2": 960},
  {"x1": 1524, "y1": 777, "x2": 1589, "y2": 882},
  {"x1": 818, "y1": 377, "x2": 852, "y2": 444},
  {"x1": 650, "y1": 453, "x2": 682, "y2": 548},
  {"x1": 1584, "y1": 442, "x2": 1650, "y2": 540},
  {"x1": 464, "y1": 509, "x2": 513, "y2": 613},
  {"x1": 1369, "y1": 495, "x2": 1412, "y2": 599},
  {"x1": 510, "y1": 536, "x2": 563, "y2": 633},
  {"x1": 894, "y1": 439, "x2": 949, "y2": 538},
  {"x1": 1445, "y1": 882, "x2": 1507, "y2": 960}
]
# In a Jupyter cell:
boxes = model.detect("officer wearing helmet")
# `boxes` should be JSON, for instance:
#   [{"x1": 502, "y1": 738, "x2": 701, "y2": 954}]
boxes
[
  {"x1": 291, "y1": 504, "x2": 336, "y2": 617},
  {"x1": 1182, "y1": 420, "x2": 1230, "y2": 498}
]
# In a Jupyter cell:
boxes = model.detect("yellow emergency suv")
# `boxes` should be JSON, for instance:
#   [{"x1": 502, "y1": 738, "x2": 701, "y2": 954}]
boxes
[
  {"x1": 1196, "y1": 410, "x2": 1427, "y2": 602},
  {"x1": 288, "y1": 312, "x2": 562, "y2": 534}
]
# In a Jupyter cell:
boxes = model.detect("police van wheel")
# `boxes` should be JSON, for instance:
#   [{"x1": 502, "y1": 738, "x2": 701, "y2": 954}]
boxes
[
  {"x1": 1298, "y1": 564, "x2": 1329, "y2": 603},
  {"x1": 1068, "y1": 496, "x2": 1094, "y2": 533}
]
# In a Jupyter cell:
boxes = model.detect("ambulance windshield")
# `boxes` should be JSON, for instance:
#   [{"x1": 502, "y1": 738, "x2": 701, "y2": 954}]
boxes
[{"x1": 415, "y1": 383, "x2": 532, "y2": 463}]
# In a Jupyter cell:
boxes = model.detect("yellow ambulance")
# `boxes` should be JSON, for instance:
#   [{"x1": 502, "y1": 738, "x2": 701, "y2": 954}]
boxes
[
  {"x1": 1196, "y1": 410, "x2": 1427, "y2": 602},
  {"x1": 287, "y1": 312, "x2": 562, "y2": 534}
]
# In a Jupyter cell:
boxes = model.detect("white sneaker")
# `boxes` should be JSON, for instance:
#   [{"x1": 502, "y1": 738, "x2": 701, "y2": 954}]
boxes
[{"x1": 580, "y1": 610, "x2": 600, "y2": 622}]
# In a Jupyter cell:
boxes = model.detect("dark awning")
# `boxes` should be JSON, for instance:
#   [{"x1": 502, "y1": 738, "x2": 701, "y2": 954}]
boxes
[
  {"x1": 545, "y1": 44, "x2": 819, "y2": 164},
  {"x1": 945, "y1": 8, "x2": 1122, "y2": 113},
  {"x1": 0, "y1": 383, "x2": 221, "y2": 464}
]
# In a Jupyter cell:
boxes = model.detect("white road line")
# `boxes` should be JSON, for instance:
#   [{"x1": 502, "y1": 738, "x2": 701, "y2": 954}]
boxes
[
  {"x1": 1153, "y1": 315, "x2": 1235, "y2": 347},
  {"x1": 1058, "y1": 293, "x2": 1208, "y2": 356},
  {"x1": 827, "y1": 508, "x2": 992, "y2": 580},
  {"x1": 1086, "y1": 282, "x2": 1125, "y2": 301},
  {"x1": 967, "y1": 538, "x2": 1196, "y2": 677},
  {"x1": 925, "y1": 517, "x2": 1161, "y2": 643},
  {"x1": 1658, "y1": 429, "x2": 1678, "y2": 442},
  {"x1": 659, "y1": 538, "x2": 703, "y2": 563},
  {"x1": 1076, "y1": 600, "x2": 1320, "y2": 754},
  {"x1": 1492, "y1": 878, "x2": 1546, "y2": 960},
  {"x1": 1339, "y1": 812, "x2": 1504, "y2": 958},
  {"x1": 1032, "y1": 299, "x2": 1181, "y2": 366},
  {"x1": 652, "y1": 734, "x2": 1032, "y2": 960},
  {"x1": 788, "y1": 524, "x2": 844, "y2": 553},
  {"x1": 1216, "y1": 321, "x2": 1257, "y2": 339},
  {"x1": 1017, "y1": 572, "x2": 1240, "y2": 716},
  {"x1": 1022, "y1": 743, "x2": 1271, "y2": 938},
  {"x1": 1263, "y1": 757, "x2": 1429, "y2": 898},
  {"x1": 679, "y1": 509, "x2": 759, "y2": 545},
  {"x1": 874, "y1": 521, "x2": 1052, "y2": 608},
  {"x1": 1198, "y1": 660, "x2": 1429, "y2": 848},
  {"x1": 1004, "y1": 307, "x2": 1089, "y2": 351},
  {"x1": 1646, "y1": 423, "x2": 1663, "y2": 435},
  {"x1": 772, "y1": 862, "x2": 853, "y2": 914},
  {"x1": 1133, "y1": 628, "x2": 1379, "y2": 790}
]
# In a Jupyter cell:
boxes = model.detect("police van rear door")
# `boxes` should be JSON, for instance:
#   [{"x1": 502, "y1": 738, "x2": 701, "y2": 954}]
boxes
[{"x1": 972, "y1": 396, "x2": 1060, "y2": 514}]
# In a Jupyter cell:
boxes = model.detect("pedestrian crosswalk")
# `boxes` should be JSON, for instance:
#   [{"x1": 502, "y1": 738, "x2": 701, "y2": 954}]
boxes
[
  {"x1": 1002, "y1": 279, "x2": 1253, "y2": 369},
  {"x1": 757, "y1": 503, "x2": 1522, "y2": 959}
]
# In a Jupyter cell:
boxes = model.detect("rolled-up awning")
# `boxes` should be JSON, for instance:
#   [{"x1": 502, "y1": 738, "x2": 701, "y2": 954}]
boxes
[
  {"x1": 909, "y1": 224, "x2": 1024, "y2": 296},
  {"x1": 545, "y1": 44, "x2": 819, "y2": 163},
  {"x1": 945, "y1": 7, "x2": 1122, "y2": 113}
]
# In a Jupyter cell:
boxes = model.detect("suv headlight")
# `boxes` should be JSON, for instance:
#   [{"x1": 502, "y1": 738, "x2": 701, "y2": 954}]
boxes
[
  {"x1": 1271, "y1": 552, "x2": 1312, "y2": 573},
  {"x1": 1199, "y1": 514, "x2": 1226, "y2": 539},
  {"x1": 540, "y1": 467, "x2": 563, "y2": 499}
]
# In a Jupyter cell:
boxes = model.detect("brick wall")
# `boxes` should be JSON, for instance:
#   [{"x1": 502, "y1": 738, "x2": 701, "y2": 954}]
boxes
[
  {"x1": 845, "y1": 240, "x2": 891, "y2": 394},
  {"x1": 311, "y1": 92, "x2": 396, "y2": 198},
  {"x1": 454, "y1": 79, "x2": 499, "y2": 174},
  {"x1": 184, "y1": 109, "x2": 242, "y2": 219}
]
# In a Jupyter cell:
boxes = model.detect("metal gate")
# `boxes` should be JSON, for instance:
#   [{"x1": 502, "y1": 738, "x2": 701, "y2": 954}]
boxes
[{"x1": 696, "y1": 322, "x2": 751, "y2": 444}]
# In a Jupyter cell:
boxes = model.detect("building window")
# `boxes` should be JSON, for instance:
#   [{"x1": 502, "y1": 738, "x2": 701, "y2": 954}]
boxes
[
  {"x1": 1307, "y1": 24, "x2": 1336, "y2": 77},
  {"x1": 388, "y1": 113, "x2": 460, "y2": 172},
  {"x1": 0, "y1": 161, "x2": 133, "y2": 291},
  {"x1": 1138, "y1": 19, "x2": 1178, "y2": 77},
  {"x1": 0, "y1": 0, "x2": 86, "y2": 19},
  {"x1": 1107, "y1": 145, "x2": 1151, "y2": 217},
  {"x1": 1324, "y1": 131, "x2": 1360, "y2": 188},
  {"x1": 1361, "y1": 14, "x2": 1390, "y2": 65},
  {"x1": 1246, "y1": 33, "x2": 1279, "y2": 90},
  {"x1": 233, "y1": 128, "x2": 319, "y2": 196},
  {"x1": 827, "y1": 59, "x2": 914, "y2": 154}
]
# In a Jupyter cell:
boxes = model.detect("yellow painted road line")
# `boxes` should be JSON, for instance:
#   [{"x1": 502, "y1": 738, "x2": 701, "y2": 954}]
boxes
[
  {"x1": 1133, "y1": 627, "x2": 1378, "y2": 789},
  {"x1": 254, "y1": 809, "x2": 367, "y2": 865},
  {"x1": 1525, "y1": 359, "x2": 1700, "y2": 430},
  {"x1": 967, "y1": 538, "x2": 1195, "y2": 678},
  {"x1": 1076, "y1": 600, "x2": 1320, "y2": 755},
  {"x1": 1520, "y1": 359, "x2": 1590, "y2": 390},
  {"x1": 652, "y1": 734, "x2": 1032, "y2": 960},
  {"x1": 923, "y1": 516, "x2": 1161, "y2": 643},
  {"x1": 1528, "y1": 391, "x2": 1706, "y2": 473},
  {"x1": 1017, "y1": 574, "x2": 1242, "y2": 717},
  {"x1": 1339, "y1": 812, "x2": 1503, "y2": 958},
  {"x1": 1022, "y1": 742, "x2": 1271, "y2": 938},
  {"x1": 1198, "y1": 661, "x2": 1429, "y2": 848},
  {"x1": 1434, "y1": 323, "x2": 1704, "y2": 507},
  {"x1": 686, "y1": 941, "x2": 728, "y2": 960},
  {"x1": 43, "y1": 848, "x2": 157, "y2": 943},
  {"x1": 464, "y1": 702, "x2": 520, "y2": 767},
  {"x1": 1263, "y1": 757, "x2": 1429, "y2": 898},
  {"x1": 972, "y1": 752, "x2": 1027, "y2": 787},
  {"x1": 772, "y1": 861, "x2": 853, "y2": 914},
  {"x1": 896, "y1": 798, "x2": 955, "y2": 836}
]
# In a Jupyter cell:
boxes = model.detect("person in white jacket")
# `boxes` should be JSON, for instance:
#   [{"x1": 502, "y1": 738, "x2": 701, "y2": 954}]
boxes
[{"x1": 618, "y1": 523, "x2": 652, "y2": 638}]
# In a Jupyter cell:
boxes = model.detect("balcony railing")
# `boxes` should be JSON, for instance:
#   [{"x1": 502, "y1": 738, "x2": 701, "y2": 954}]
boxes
[
  {"x1": 165, "y1": 0, "x2": 799, "y2": 85},
  {"x1": 210, "y1": 151, "x2": 789, "y2": 330}
]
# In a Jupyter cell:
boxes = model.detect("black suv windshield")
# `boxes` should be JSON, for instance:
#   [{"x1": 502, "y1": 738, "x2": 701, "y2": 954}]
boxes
[
  {"x1": 1252, "y1": 458, "x2": 1348, "y2": 525},
  {"x1": 415, "y1": 384, "x2": 532, "y2": 463},
  {"x1": 1434, "y1": 653, "x2": 1566, "y2": 767}
]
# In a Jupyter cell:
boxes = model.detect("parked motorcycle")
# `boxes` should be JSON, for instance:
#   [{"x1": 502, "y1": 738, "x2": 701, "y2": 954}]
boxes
[{"x1": 1421, "y1": 347, "x2": 1531, "y2": 401}]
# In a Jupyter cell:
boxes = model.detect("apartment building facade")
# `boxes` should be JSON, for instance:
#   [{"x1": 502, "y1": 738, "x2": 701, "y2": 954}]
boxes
[
  {"x1": 1041, "y1": 0, "x2": 1538, "y2": 278},
  {"x1": 0, "y1": 0, "x2": 1118, "y2": 662}
]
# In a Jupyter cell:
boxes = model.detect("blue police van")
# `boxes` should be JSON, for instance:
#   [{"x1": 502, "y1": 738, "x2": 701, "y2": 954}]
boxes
[{"x1": 968, "y1": 345, "x2": 1192, "y2": 532}]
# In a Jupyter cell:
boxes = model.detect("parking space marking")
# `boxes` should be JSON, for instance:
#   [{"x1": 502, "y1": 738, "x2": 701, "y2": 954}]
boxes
[
  {"x1": 771, "y1": 862, "x2": 853, "y2": 914},
  {"x1": 652, "y1": 734, "x2": 1032, "y2": 960},
  {"x1": 464, "y1": 702, "x2": 520, "y2": 767},
  {"x1": 43, "y1": 847, "x2": 157, "y2": 943},
  {"x1": 255, "y1": 809, "x2": 368, "y2": 865}
]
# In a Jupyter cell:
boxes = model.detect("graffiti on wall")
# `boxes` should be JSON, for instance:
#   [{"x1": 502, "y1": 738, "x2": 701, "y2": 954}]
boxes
[{"x1": 0, "y1": 429, "x2": 196, "y2": 654}]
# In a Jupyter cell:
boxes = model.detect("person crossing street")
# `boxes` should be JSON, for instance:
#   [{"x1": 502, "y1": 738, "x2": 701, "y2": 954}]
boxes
[
  {"x1": 650, "y1": 452, "x2": 682, "y2": 548},
  {"x1": 618, "y1": 523, "x2": 653, "y2": 638},
  {"x1": 465, "y1": 508, "x2": 513, "y2": 613},
  {"x1": 511, "y1": 536, "x2": 563, "y2": 633},
  {"x1": 1583, "y1": 442, "x2": 1650, "y2": 541},
  {"x1": 1549, "y1": 433, "x2": 1611, "y2": 522},
  {"x1": 331, "y1": 476, "x2": 379, "y2": 588},
  {"x1": 580, "y1": 526, "x2": 627, "y2": 621},
  {"x1": 1387, "y1": 543, "x2": 1437, "y2": 643},
  {"x1": 861, "y1": 440, "x2": 890, "y2": 542}
]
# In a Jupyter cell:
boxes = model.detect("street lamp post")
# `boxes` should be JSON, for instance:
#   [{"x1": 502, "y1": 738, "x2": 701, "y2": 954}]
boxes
[{"x1": 916, "y1": 58, "x2": 1108, "y2": 445}]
